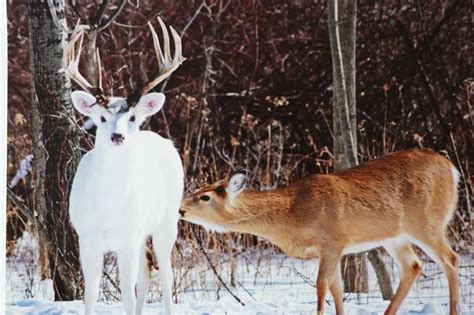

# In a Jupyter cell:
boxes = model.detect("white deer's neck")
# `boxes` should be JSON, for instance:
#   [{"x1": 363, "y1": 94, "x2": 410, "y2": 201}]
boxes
[{"x1": 92, "y1": 139, "x2": 135, "y2": 165}]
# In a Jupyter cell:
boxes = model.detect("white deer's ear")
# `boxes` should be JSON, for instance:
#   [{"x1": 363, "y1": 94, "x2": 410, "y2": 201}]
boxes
[
  {"x1": 71, "y1": 91, "x2": 98, "y2": 117},
  {"x1": 227, "y1": 169, "x2": 248, "y2": 200},
  {"x1": 136, "y1": 93, "x2": 165, "y2": 118}
]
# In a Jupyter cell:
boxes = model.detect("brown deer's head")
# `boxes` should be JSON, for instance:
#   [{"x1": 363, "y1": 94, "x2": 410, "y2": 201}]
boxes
[{"x1": 180, "y1": 170, "x2": 248, "y2": 231}]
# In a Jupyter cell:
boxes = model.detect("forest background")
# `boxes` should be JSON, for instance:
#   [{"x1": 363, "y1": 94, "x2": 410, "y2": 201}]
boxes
[{"x1": 5, "y1": 0, "x2": 472, "y2": 305}]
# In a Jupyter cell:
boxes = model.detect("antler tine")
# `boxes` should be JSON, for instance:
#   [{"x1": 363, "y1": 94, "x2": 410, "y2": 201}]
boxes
[
  {"x1": 96, "y1": 47, "x2": 103, "y2": 92},
  {"x1": 64, "y1": 29, "x2": 92, "y2": 90},
  {"x1": 170, "y1": 26, "x2": 182, "y2": 65},
  {"x1": 62, "y1": 22, "x2": 108, "y2": 106},
  {"x1": 148, "y1": 21, "x2": 165, "y2": 68},
  {"x1": 157, "y1": 17, "x2": 171, "y2": 66},
  {"x1": 127, "y1": 17, "x2": 185, "y2": 106}
]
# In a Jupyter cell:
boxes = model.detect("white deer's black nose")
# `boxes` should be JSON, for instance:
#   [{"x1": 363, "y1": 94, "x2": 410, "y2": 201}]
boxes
[{"x1": 111, "y1": 133, "x2": 125, "y2": 144}]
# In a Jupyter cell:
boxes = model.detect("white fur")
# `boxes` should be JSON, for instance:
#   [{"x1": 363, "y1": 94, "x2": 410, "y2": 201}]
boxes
[
  {"x1": 185, "y1": 217, "x2": 228, "y2": 233},
  {"x1": 342, "y1": 234, "x2": 411, "y2": 255},
  {"x1": 227, "y1": 172, "x2": 247, "y2": 203},
  {"x1": 69, "y1": 92, "x2": 183, "y2": 315},
  {"x1": 445, "y1": 165, "x2": 461, "y2": 226},
  {"x1": 451, "y1": 165, "x2": 460, "y2": 189},
  {"x1": 343, "y1": 240, "x2": 386, "y2": 255}
]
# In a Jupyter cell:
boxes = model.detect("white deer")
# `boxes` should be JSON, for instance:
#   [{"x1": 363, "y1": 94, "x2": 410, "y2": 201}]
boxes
[{"x1": 66, "y1": 18, "x2": 184, "y2": 315}]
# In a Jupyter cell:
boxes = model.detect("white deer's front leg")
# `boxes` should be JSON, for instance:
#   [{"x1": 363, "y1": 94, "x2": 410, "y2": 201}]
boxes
[
  {"x1": 117, "y1": 243, "x2": 141, "y2": 315},
  {"x1": 79, "y1": 239, "x2": 103, "y2": 315},
  {"x1": 153, "y1": 223, "x2": 178, "y2": 314},
  {"x1": 135, "y1": 242, "x2": 150, "y2": 315}
]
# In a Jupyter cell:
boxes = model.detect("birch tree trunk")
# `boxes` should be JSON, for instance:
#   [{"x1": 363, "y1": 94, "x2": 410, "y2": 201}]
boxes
[
  {"x1": 327, "y1": 0, "x2": 393, "y2": 298},
  {"x1": 28, "y1": 0, "x2": 82, "y2": 300}
]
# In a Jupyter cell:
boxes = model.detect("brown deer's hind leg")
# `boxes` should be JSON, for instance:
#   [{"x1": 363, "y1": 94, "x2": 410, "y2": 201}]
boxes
[
  {"x1": 413, "y1": 234, "x2": 460, "y2": 315},
  {"x1": 383, "y1": 242, "x2": 422, "y2": 315}
]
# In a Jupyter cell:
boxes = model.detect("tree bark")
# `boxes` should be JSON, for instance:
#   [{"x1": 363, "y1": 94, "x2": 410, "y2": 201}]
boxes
[
  {"x1": 368, "y1": 250, "x2": 393, "y2": 300},
  {"x1": 85, "y1": 30, "x2": 99, "y2": 87},
  {"x1": 329, "y1": 0, "x2": 358, "y2": 169},
  {"x1": 28, "y1": 0, "x2": 82, "y2": 300},
  {"x1": 328, "y1": 0, "x2": 393, "y2": 298}
]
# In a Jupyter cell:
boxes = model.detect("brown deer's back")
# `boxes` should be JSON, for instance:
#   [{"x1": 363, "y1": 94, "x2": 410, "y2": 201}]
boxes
[{"x1": 289, "y1": 149, "x2": 457, "y2": 243}]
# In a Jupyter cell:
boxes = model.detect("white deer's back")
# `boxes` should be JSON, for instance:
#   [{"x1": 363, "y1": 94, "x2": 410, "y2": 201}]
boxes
[{"x1": 69, "y1": 130, "x2": 183, "y2": 247}]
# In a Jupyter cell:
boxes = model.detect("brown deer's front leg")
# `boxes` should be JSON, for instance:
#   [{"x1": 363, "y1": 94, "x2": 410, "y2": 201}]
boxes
[
  {"x1": 316, "y1": 248, "x2": 343, "y2": 315},
  {"x1": 329, "y1": 262, "x2": 345, "y2": 315}
]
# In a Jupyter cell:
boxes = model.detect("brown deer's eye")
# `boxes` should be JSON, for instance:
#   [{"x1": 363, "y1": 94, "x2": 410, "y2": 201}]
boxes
[
  {"x1": 101, "y1": 116, "x2": 106, "y2": 123},
  {"x1": 199, "y1": 195, "x2": 211, "y2": 202}
]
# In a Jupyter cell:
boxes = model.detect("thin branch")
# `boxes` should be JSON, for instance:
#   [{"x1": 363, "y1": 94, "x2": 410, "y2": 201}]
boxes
[
  {"x1": 97, "y1": 0, "x2": 127, "y2": 31},
  {"x1": 69, "y1": 0, "x2": 85, "y2": 22},
  {"x1": 7, "y1": 187, "x2": 35, "y2": 223},
  {"x1": 191, "y1": 227, "x2": 246, "y2": 306},
  {"x1": 449, "y1": 132, "x2": 471, "y2": 215},
  {"x1": 395, "y1": 18, "x2": 451, "y2": 133},
  {"x1": 181, "y1": 1, "x2": 207, "y2": 38},
  {"x1": 93, "y1": 0, "x2": 109, "y2": 27},
  {"x1": 418, "y1": 0, "x2": 462, "y2": 54}
]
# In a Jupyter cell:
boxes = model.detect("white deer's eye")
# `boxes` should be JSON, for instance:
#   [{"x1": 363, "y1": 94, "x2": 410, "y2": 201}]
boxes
[
  {"x1": 101, "y1": 116, "x2": 106, "y2": 123},
  {"x1": 129, "y1": 115, "x2": 136, "y2": 122}
]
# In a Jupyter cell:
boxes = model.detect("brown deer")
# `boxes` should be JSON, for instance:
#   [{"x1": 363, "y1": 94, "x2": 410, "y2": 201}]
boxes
[{"x1": 180, "y1": 149, "x2": 460, "y2": 315}]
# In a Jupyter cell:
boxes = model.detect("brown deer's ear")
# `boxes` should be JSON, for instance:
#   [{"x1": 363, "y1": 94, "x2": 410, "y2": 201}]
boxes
[{"x1": 227, "y1": 169, "x2": 248, "y2": 200}]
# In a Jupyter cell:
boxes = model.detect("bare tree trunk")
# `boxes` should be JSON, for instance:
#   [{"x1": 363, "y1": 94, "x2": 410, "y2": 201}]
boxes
[
  {"x1": 0, "y1": 0, "x2": 6, "y2": 307},
  {"x1": 368, "y1": 250, "x2": 393, "y2": 300},
  {"x1": 85, "y1": 30, "x2": 98, "y2": 86},
  {"x1": 328, "y1": 0, "x2": 393, "y2": 298},
  {"x1": 329, "y1": 0, "x2": 358, "y2": 169},
  {"x1": 28, "y1": 0, "x2": 82, "y2": 300}
]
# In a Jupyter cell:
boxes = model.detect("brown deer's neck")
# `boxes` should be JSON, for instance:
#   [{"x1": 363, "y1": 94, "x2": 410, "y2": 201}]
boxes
[
  {"x1": 222, "y1": 189, "x2": 320, "y2": 259},
  {"x1": 224, "y1": 189, "x2": 294, "y2": 238}
]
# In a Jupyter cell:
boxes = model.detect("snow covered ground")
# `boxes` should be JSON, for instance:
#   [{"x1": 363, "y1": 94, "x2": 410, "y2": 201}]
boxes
[
  {"x1": 5, "y1": 234, "x2": 474, "y2": 314},
  {"x1": 7, "y1": 296, "x2": 473, "y2": 315}
]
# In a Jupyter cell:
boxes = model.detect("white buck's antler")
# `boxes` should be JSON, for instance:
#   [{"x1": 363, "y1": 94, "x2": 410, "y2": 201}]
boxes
[
  {"x1": 127, "y1": 17, "x2": 185, "y2": 106},
  {"x1": 63, "y1": 18, "x2": 184, "y2": 108},
  {"x1": 62, "y1": 22, "x2": 108, "y2": 106}
]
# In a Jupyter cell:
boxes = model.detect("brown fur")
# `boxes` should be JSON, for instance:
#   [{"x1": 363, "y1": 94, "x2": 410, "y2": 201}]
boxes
[{"x1": 181, "y1": 149, "x2": 460, "y2": 315}]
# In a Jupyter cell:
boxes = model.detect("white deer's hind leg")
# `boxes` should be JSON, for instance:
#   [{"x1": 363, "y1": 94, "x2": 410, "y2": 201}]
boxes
[
  {"x1": 135, "y1": 242, "x2": 150, "y2": 315},
  {"x1": 80, "y1": 240, "x2": 103, "y2": 315},
  {"x1": 117, "y1": 243, "x2": 141, "y2": 315},
  {"x1": 153, "y1": 223, "x2": 178, "y2": 314}
]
